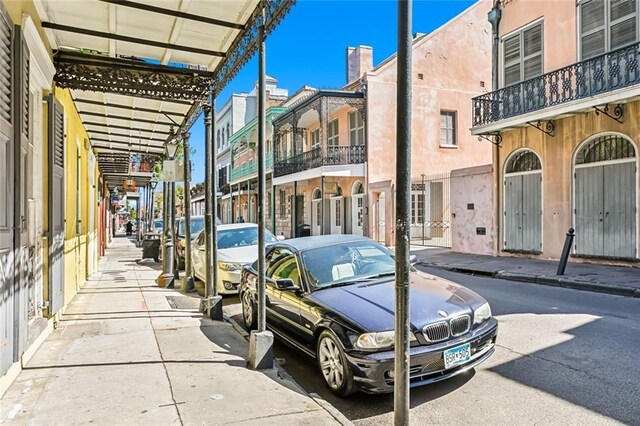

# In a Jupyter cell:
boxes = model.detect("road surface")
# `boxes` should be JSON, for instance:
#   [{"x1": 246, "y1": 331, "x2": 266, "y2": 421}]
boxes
[{"x1": 224, "y1": 267, "x2": 640, "y2": 425}]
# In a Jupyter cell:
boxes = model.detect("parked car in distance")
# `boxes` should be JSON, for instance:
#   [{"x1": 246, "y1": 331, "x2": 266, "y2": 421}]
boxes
[
  {"x1": 153, "y1": 219, "x2": 163, "y2": 233},
  {"x1": 175, "y1": 215, "x2": 221, "y2": 269},
  {"x1": 191, "y1": 223, "x2": 283, "y2": 294},
  {"x1": 238, "y1": 235, "x2": 497, "y2": 396}
]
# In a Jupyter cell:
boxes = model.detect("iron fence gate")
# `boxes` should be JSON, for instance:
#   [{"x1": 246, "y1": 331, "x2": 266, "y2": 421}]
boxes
[{"x1": 410, "y1": 172, "x2": 451, "y2": 248}]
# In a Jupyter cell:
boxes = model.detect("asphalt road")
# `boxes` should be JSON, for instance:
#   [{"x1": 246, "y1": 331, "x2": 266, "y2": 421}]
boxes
[{"x1": 224, "y1": 267, "x2": 640, "y2": 425}]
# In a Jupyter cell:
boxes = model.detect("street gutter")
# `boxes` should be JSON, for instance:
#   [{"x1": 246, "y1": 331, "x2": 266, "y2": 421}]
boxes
[{"x1": 418, "y1": 262, "x2": 640, "y2": 298}]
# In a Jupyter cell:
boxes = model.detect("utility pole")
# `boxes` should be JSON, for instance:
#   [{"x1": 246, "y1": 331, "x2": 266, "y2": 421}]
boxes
[
  {"x1": 249, "y1": 6, "x2": 274, "y2": 370},
  {"x1": 395, "y1": 1, "x2": 412, "y2": 425}
]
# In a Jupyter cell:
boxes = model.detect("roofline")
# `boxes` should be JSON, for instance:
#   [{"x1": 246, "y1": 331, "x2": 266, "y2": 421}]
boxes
[
  {"x1": 273, "y1": 90, "x2": 364, "y2": 125},
  {"x1": 367, "y1": 0, "x2": 485, "y2": 77}
]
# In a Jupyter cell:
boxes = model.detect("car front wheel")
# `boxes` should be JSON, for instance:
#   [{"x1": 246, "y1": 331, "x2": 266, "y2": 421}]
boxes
[
  {"x1": 316, "y1": 330, "x2": 356, "y2": 396},
  {"x1": 241, "y1": 291, "x2": 257, "y2": 330}
]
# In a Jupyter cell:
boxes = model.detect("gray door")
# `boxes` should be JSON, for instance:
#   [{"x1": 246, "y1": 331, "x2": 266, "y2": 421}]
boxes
[
  {"x1": 0, "y1": 6, "x2": 14, "y2": 376},
  {"x1": 48, "y1": 94, "x2": 65, "y2": 314},
  {"x1": 13, "y1": 25, "x2": 30, "y2": 359},
  {"x1": 575, "y1": 162, "x2": 636, "y2": 258},
  {"x1": 504, "y1": 173, "x2": 542, "y2": 252}
]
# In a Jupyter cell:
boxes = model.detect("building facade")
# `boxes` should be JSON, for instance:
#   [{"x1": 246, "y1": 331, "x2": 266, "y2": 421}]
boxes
[
  {"x1": 216, "y1": 77, "x2": 288, "y2": 223},
  {"x1": 271, "y1": 1, "x2": 494, "y2": 246},
  {"x1": 1, "y1": 0, "x2": 103, "y2": 389},
  {"x1": 471, "y1": 0, "x2": 640, "y2": 262}
]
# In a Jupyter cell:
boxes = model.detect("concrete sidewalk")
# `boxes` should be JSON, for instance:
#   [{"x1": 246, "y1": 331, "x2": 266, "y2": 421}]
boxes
[
  {"x1": 412, "y1": 247, "x2": 640, "y2": 298},
  {"x1": 0, "y1": 236, "x2": 345, "y2": 425}
]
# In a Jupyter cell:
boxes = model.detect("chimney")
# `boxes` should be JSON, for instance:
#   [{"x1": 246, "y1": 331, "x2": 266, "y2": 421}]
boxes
[{"x1": 346, "y1": 46, "x2": 373, "y2": 85}]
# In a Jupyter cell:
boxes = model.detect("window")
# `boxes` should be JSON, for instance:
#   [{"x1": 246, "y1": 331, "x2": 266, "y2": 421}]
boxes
[
  {"x1": 328, "y1": 119, "x2": 339, "y2": 146},
  {"x1": 266, "y1": 248, "x2": 300, "y2": 286},
  {"x1": 503, "y1": 21, "x2": 543, "y2": 86},
  {"x1": 226, "y1": 123, "x2": 231, "y2": 147},
  {"x1": 440, "y1": 111, "x2": 457, "y2": 146},
  {"x1": 580, "y1": 0, "x2": 637, "y2": 59},
  {"x1": 411, "y1": 193, "x2": 425, "y2": 224},
  {"x1": 311, "y1": 128, "x2": 320, "y2": 149},
  {"x1": 348, "y1": 111, "x2": 364, "y2": 146},
  {"x1": 335, "y1": 199, "x2": 342, "y2": 226},
  {"x1": 217, "y1": 129, "x2": 221, "y2": 149},
  {"x1": 279, "y1": 189, "x2": 286, "y2": 217}
]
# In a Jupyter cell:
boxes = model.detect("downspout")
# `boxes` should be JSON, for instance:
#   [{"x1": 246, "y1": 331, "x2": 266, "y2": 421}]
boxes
[{"x1": 488, "y1": 1, "x2": 501, "y2": 257}]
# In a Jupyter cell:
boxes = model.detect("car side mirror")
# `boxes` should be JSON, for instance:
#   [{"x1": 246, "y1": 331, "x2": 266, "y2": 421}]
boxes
[
  {"x1": 276, "y1": 278, "x2": 299, "y2": 291},
  {"x1": 276, "y1": 235, "x2": 285, "y2": 241},
  {"x1": 410, "y1": 254, "x2": 418, "y2": 266}
]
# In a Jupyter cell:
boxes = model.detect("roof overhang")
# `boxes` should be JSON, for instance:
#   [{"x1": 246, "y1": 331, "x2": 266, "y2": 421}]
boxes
[{"x1": 37, "y1": 0, "x2": 295, "y2": 189}]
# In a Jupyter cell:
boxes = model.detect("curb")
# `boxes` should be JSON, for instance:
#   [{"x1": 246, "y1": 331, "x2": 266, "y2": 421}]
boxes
[
  {"x1": 419, "y1": 262, "x2": 639, "y2": 298},
  {"x1": 224, "y1": 314, "x2": 353, "y2": 425}
]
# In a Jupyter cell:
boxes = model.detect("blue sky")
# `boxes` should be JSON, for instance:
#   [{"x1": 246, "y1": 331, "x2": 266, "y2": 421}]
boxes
[{"x1": 187, "y1": 0, "x2": 476, "y2": 184}]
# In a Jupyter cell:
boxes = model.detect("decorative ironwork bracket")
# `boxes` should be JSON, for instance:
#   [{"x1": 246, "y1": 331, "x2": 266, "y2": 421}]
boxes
[
  {"x1": 527, "y1": 120, "x2": 555, "y2": 137},
  {"x1": 477, "y1": 133, "x2": 502, "y2": 147},
  {"x1": 593, "y1": 104, "x2": 623, "y2": 124}
]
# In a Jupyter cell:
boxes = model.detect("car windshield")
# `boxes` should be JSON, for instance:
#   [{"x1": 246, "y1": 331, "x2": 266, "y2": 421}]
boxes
[
  {"x1": 177, "y1": 217, "x2": 205, "y2": 237},
  {"x1": 300, "y1": 240, "x2": 395, "y2": 289},
  {"x1": 217, "y1": 227, "x2": 278, "y2": 249}
]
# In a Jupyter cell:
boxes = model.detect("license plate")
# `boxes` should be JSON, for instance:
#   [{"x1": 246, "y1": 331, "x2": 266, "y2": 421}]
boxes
[{"x1": 443, "y1": 343, "x2": 471, "y2": 369}]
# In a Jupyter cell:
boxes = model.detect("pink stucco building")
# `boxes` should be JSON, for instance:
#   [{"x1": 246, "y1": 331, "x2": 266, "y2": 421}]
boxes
[
  {"x1": 472, "y1": 0, "x2": 640, "y2": 263},
  {"x1": 271, "y1": 0, "x2": 494, "y2": 251}
]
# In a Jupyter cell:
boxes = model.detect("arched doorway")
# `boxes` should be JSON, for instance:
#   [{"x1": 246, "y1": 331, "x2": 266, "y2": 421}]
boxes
[
  {"x1": 311, "y1": 188, "x2": 322, "y2": 235},
  {"x1": 503, "y1": 149, "x2": 542, "y2": 252},
  {"x1": 330, "y1": 185, "x2": 343, "y2": 235},
  {"x1": 574, "y1": 134, "x2": 637, "y2": 258},
  {"x1": 351, "y1": 181, "x2": 364, "y2": 236}
]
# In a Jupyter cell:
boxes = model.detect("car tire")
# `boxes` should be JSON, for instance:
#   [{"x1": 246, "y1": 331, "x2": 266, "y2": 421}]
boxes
[
  {"x1": 241, "y1": 290, "x2": 257, "y2": 331},
  {"x1": 316, "y1": 330, "x2": 356, "y2": 396}
]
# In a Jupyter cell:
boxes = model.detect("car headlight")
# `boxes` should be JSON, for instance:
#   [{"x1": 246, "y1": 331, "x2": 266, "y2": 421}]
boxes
[
  {"x1": 355, "y1": 330, "x2": 417, "y2": 349},
  {"x1": 218, "y1": 261, "x2": 241, "y2": 271},
  {"x1": 473, "y1": 302, "x2": 492, "y2": 325}
]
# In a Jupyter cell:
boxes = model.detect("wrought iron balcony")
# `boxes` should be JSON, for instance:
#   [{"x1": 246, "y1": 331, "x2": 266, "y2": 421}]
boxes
[
  {"x1": 230, "y1": 154, "x2": 274, "y2": 182},
  {"x1": 472, "y1": 42, "x2": 640, "y2": 128},
  {"x1": 274, "y1": 145, "x2": 365, "y2": 177}
]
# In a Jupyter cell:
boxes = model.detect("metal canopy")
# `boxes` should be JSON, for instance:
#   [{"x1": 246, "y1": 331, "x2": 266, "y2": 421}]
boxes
[{"x1": 37, "y1": 0, "x2": 295, "y2": 189}]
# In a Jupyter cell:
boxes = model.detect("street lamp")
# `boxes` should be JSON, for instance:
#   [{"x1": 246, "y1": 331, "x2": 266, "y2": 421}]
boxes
[
  {"x1": 149, "y1": 175, "x2": 158, "y2": 232},
  {"x1": 157, "y1": 130, "x2": 180, "y2": 288}
]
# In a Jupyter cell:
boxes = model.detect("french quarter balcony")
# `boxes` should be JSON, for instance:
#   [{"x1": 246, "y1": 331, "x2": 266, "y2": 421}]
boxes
[
  {"x1": 472, "y1": 41, "x2": 640, "y2": 130},
  {"x1": 274, "y1": 145, "x2": 365, "y2": 178}
]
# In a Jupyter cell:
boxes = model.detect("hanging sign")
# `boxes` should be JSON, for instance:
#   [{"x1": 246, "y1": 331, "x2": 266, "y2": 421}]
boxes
[
  {"x1": 163, "y1": 160, "x2": 184, "y2": 182},
  {"x1": 123, "y1": 179, "x2": 136, "y2": 190}
]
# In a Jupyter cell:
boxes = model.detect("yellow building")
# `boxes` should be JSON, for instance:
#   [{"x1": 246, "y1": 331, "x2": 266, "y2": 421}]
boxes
[{"x1": 1, "y1": 0, "x2": 101, "y2": 392}]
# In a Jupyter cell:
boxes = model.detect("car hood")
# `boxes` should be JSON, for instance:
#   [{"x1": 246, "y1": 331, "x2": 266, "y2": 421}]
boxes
[
  {"x1": 308, "y1": 270, "x2": 486, "y2": 332},
  {"x1": 218, "y1": 245, "x2": 257, "y2": 265}
]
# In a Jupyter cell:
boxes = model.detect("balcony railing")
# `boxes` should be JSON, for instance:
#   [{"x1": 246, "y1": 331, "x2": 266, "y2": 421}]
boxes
[
  {"x1": 472, "y1": 41, "x2": 640, "y2": 127},
  {"x1": 274, "y1": 145, "x2": 365, "y2": 177},
  {"x1": 230, "y1": 154, "x2": 274, "y2": 182}
]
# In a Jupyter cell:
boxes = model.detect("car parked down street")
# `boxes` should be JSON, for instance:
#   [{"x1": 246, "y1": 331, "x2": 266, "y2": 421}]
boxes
[
  {"x1": 191, "y1": 223, "x2": 282, "y2": 294},
  {"x1": 238, "y1": 235, "x2": 497, "y2": 396},
  {"x1": 175, "y1": 215, "x2": 220, "y2": 269}
]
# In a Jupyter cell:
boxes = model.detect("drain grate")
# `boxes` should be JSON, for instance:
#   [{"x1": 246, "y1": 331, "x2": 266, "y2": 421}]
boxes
[{"x1": 166, "y1": 296, "x2": 200, "y2": 310}]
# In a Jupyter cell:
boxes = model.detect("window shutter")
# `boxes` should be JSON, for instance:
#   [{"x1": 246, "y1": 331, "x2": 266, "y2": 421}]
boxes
[
  {"x1": 523, "y1": 24, "x2": 543, "y2": 80},
  {"x1": 20, "y1": 35, "x2": 29, "y2": 139},
  {"x1": 0, "y1": 12, "x2": 10, "y2": 124},
  {"x1": 503, "y1": 34, "x2": 521, "y2": 86},
  {"x1": 581, "y1": 0, "x2": 606, "y2": 58},
  {"x1": 610, "y1": 0, "x2": 637, "y2": 49}
]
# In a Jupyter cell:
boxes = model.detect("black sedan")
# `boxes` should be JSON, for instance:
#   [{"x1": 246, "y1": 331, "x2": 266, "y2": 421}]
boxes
[{"x1": 238, "y1": 235, "x2": 497, "y2": 396}]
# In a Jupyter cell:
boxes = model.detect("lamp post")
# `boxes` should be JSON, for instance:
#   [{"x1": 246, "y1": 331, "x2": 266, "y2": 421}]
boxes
[
  {"x1": 157, "y1": 130, "x2": 180, "y2": 288},
  {"x1": 149, "y1": 175, "x2": 158, "y2": 232}
]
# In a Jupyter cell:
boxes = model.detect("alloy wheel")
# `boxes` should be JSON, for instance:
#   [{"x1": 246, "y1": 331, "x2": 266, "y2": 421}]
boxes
[
  {"x1": 242, "y1": 291, "x2": 254, "y2": 329},
  {"x1": 318, "y1": 336, "x2": 345, "y2": 389}
]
